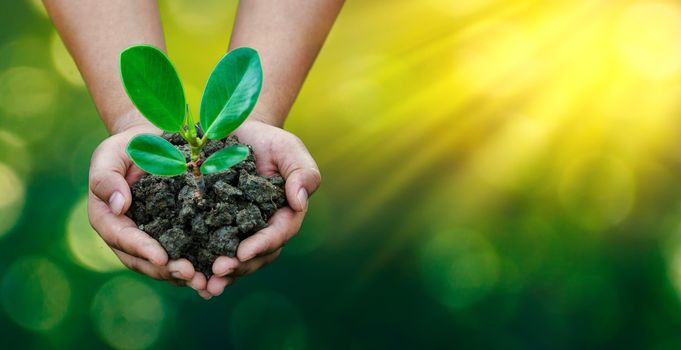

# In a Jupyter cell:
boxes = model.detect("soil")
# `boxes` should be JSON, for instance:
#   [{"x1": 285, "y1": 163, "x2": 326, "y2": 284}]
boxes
[{"x1": 126, "y1": 134, "x2": 288, "y2": 276}]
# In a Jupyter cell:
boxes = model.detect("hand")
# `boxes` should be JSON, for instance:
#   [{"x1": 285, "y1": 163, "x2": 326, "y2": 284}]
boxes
[
  {"x1": 205, "y1": 119, "x2": 322, "y2": 298},
  {"x1": 87, "y1": 114, "x2": 211, "y2": 297}
]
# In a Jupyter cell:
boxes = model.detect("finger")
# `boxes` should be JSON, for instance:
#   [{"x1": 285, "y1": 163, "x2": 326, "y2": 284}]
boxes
[
  {"x1": 276, "y1": 137, "x2": 321, "y2": 212},
  {"x1": 198, "y1": 290, "x2": 213, "y2": 300},
  {"x1": 167, "y1": 259, "x2": 195, "y2": 281},
  {"x1": 124, "y1": 164, "x2": 146, "y2": 186},
  {"x1": 212, "y1": 256, "x2": 240, "y2": 277},
  {"x1": 285, "y1": 167, "x2": 321, "y2": 212},
  {"x1": 232, "y1": 249, "x2": 282, "y2": 277},
  {"x1": 206, "y1": 275, "x2": 235, "y2": 296},
  {"x1": 112, "y1": 248, "x2": 178, "y2": 282},
  {"x1": 89, "y1": 192, "x2": 168, "y2": 266},
  {"x1": 89, "y1": 141, "x2": 133, "y2": 215},
  {"x1": 189, "y1": 272, "x2": 207, "y2": 292},
  {"x1": 236, "y1": 207, "x2": 304, "y2": 261}
]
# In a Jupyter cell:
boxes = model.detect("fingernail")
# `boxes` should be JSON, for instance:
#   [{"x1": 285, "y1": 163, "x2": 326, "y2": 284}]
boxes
[
  {"x1": 171, "y1": 271, "x2": 182, "y2": 279},
  {"x1": 109, "y1": 191, "x2": 125, "y2": 215},
  {"x1": 297, "y1": 188, "x2": 308, "y2": 211},
  {"x1": 217, "y1": 268, "x2": 233, "y2": 277}
]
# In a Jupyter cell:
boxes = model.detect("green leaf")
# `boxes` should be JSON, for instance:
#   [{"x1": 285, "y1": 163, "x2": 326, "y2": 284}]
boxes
[
  {"x1": 199, "y1": 47, "x2": 262, "y2": 139},
  {"x1": 200, "y1": 145, "x2": 250, "y2": 174},
  {"x1": 126, "y1": 134, "x2": 187, "y2": 176},
  {"x1": 120, "y1": 45, "x2": 186, "y2": 132}
]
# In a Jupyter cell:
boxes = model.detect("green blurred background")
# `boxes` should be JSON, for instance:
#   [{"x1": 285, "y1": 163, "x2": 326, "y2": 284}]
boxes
[{"x1": 2, "y1": 0, "x2": 681, "y2": 348}]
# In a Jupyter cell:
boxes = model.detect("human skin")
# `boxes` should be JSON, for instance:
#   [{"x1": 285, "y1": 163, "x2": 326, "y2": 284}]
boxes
[{"x1": 43, "y1": 0, "x2": 343, "y2": 299}]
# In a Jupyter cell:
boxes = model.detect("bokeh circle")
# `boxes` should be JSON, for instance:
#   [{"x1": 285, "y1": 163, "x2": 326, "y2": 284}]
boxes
[
  {"x1": 66, "y1": 196, "x2": 125, "y2": 272},
  {"x1": 419, "y1": 228, "x2": 500, "y2": 310},
  {"x1": 91, "y1": 276, "x2": 166, "y2": 350},
  {"x1": 0, "y1": 162, "x2": 26, "y2": 239},
  {"x1": 1, "y1": 256, "x2": 71, "y2": 332}
]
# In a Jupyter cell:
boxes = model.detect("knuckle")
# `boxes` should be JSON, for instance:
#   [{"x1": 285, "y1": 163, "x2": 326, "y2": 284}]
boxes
[
  {"x1": 87, "y1": 208, "x2": 98, "y2": 230},
  {"x1": 89, "y1": 171, "x2": 105, "y2": 193},
  {"x1": 310, "y1": 168, "x2": 322, "y2": 187},
  {"x1": 89, "y1": 143, "x2": 105, "y2": 168}
]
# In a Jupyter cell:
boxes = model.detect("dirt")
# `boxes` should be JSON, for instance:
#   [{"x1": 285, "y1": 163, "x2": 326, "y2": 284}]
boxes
[{"x1": 126, "y1": 134, "x2": 288, "y2": 276}]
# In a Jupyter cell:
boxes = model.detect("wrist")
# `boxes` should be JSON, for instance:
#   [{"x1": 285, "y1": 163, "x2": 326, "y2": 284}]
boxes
[
  {"x1": 248, "y1": 106, "x2": 285, "y2": 128},
  {"x1": 109, "y1": 108, "x2": 160, "y2": 135}
]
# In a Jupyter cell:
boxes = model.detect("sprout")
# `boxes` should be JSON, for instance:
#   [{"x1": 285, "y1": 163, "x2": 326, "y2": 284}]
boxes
[{"x1": 119, "y1": 45, "x2": 262, "y2": 192}]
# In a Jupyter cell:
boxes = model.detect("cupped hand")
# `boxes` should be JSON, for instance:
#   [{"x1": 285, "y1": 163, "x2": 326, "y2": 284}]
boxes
[
  {"x1": 88, "y1": 115, "x2": 320, "y2": 300},
  {"x1": 205, "y1": 119, "x2": 321, "y2": 297},
  {"x1": 87, "y1": 116, "x2": 211, "y2": 297}
]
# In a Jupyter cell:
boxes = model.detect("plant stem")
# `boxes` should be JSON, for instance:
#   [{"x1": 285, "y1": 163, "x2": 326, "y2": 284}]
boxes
[
  {"x1": 188, "y1": 141, "x2": 206, "y2": 198},
  {"x1": 191, "y1": 164, "x2": 206, "y2": 196},
  {"x1": 182, "y1": 105, "x2": 206, "y2": 198},
  {"x1": 189, "y1": 141, "x2": 201, "y2": 163}
]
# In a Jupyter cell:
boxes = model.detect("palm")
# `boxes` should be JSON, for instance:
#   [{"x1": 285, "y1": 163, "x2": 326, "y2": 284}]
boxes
[
  {"x1": 204, "y1": 119, "x2": 321, "y2": 297},
  {"x1": 234, "y1": 120, "x2": 286, "y2": 176}
]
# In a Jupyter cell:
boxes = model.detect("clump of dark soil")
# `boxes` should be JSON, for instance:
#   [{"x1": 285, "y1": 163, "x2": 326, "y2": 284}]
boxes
[{"x1": 127, "y1": 134, "x2": 288, "y2": 276}]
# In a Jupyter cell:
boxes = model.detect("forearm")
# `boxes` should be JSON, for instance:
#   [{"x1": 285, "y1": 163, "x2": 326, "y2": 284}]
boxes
[
  {"x1": 43, "y1": 0, "x2": 165, "y2": 134},
  {"x1": 230, "y1": 0, "x2": 344, "y2": 127}
]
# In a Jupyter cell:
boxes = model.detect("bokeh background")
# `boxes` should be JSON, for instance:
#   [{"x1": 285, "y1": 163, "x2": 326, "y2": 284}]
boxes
[{"x1": 2, "y1": 0, "x2": 681, "y2": 348}]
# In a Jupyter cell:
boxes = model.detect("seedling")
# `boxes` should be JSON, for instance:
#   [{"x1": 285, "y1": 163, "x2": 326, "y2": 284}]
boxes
[{"x1": 119, "y1": 45, "x2": 262, "y2": 194}]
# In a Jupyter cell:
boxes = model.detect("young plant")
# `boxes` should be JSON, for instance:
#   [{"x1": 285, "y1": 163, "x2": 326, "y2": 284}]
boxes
[{"x1": 119, "y1": 45, "x2": 262, "y2": 193}]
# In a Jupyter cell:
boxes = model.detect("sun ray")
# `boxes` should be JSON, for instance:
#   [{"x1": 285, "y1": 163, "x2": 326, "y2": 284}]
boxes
[{"x1": 338, "y1": 1, "x2": 681, "y2": 290}]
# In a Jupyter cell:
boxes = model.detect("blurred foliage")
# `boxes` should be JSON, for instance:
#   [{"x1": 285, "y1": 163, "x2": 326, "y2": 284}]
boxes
[{"x1": 2, "y1": 0, "x2": 681, "y2": 348}]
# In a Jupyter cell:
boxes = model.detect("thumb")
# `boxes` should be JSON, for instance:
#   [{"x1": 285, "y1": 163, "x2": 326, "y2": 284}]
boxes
[
  {"x1": 285, "y1": 167, "x2": 321, "y2": 212},
  {"x1": 89, "y1": 142, "x2": 133, "y2": 216},
  {"x1": 278, "y1": 139, "x2": 321, "y2": 212}
]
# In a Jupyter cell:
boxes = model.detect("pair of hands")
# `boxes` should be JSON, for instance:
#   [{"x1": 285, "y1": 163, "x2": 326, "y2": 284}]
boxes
[{"x1": 88, "y1": 115, "x2": 321, "y2": 299}]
